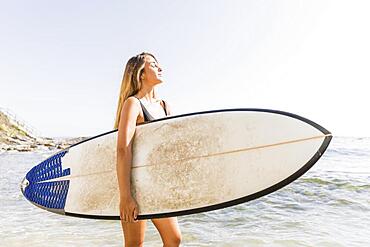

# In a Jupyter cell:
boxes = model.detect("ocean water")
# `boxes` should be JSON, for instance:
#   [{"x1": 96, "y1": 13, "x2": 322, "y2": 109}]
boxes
[{"x1": 0, "y1": 136, "x2": 369, "y2": 246}]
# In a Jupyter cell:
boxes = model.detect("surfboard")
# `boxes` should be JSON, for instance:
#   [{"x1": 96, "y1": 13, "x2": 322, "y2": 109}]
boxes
[{"x1": 21, "y1": 108, "x2": 332, "y2": 220}]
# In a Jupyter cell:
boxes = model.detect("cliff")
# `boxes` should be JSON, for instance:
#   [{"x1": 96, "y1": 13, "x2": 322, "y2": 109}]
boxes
[{"x1": 0, "y1": 109, "x2": 86, "y2": 152}]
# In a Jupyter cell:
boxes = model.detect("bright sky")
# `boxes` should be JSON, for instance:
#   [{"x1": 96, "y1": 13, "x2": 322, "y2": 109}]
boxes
[{"x1": 1, "y1": 0, "x2": 369, "y2": 137}]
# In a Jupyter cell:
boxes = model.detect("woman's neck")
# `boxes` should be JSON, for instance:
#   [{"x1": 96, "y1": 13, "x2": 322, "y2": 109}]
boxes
[{"x1": 136, "y1": 87, "x2": 158, "y2": 103}]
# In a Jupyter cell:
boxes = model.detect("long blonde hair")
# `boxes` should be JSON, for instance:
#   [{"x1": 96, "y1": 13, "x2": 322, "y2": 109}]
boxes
[{"x1": 114, "y1": 52, "x2": 158, "y2": 129}]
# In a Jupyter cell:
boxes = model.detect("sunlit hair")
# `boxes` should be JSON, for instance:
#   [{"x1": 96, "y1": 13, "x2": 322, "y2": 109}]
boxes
[{"x1": 114, "y1": 52, "x2": 158, "y2": 129}]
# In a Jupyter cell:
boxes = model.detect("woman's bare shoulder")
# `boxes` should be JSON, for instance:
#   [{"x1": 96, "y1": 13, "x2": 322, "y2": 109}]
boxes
[
  {"x1": 125, "y1": 95, "x2": 139, "y2": 104},
  {"x1": 122, "y1": 96, "x2": 144, "y2": 123},
  {"x1": 123, "y1": 96, "x2": 141, "y2": 109},
  {"x1": 119, "y1": 96, "x2": 141, "y2": 118}
]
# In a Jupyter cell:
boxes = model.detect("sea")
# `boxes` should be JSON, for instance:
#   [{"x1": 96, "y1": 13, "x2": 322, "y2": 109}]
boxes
[{"x1": 1, "y1": 136, "x2": 369, "y2": 246}]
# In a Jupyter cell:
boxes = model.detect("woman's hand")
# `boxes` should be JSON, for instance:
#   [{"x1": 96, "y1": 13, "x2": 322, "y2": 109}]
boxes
[{"x1": 119, "y1": 195, "x2": 139, "y2": 223}]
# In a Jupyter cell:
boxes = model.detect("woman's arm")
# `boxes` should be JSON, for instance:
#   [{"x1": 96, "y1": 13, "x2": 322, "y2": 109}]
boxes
[{"x1": 116, "y1": 97, "x2": 140, "y2": 222}]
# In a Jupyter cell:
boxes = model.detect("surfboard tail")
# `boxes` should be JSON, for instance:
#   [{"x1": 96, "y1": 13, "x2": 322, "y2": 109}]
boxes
[{"x1": 21, "y1": 150, "x2": 71, "y2": 215}]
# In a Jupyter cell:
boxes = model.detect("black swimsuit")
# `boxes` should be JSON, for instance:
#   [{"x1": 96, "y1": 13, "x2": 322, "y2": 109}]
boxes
[{"x1": 133, "y1": 96, "x2": 168, "y2": 122}]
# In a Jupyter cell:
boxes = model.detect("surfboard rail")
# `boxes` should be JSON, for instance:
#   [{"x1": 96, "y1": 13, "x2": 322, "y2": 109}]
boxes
[{"x1": 21, "y1": 108, "x2": 332, "y2": 220}]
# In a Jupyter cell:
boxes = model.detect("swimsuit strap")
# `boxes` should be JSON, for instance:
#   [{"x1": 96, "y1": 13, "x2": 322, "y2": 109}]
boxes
[
  {"x1": 162, "y1": 100, "x2": 168, "y2": 116},
  {"x1": 132, "y1": 96, "x2": 156, "y2": 122}
]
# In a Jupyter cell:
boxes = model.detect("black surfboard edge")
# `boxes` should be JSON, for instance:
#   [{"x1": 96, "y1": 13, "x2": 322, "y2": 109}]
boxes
[
  {"x1": 19, "y1": 176, "x2": 66, "y2": 216},
  {"x1": 68, "y1": 107, "x2": 331, "y2": 150},
  {"x1": 64, "y1": 134, "x2": 332, "y2": 220}
]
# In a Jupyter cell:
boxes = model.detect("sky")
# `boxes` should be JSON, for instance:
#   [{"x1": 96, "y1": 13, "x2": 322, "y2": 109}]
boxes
[{"x1": 1, "y1": 0, "x2": 369, "y2": 137}]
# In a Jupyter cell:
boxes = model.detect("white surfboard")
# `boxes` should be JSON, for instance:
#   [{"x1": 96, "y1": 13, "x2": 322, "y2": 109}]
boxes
[{"x1": 21, "y1": 108, "x2": 332, "y2": 220}]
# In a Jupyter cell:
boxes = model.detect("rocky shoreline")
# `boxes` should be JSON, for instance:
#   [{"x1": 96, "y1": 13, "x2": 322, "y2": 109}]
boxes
[
  {"x1": 0, "y1": 109, "x2": 88, "y2": 152},
  {"x1": 0, "y1": 135, "x2": 88, "y2": 152}
]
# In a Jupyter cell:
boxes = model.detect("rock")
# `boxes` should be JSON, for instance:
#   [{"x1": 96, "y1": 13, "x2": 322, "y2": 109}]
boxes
[
  {"x1": 30, "y1": 144, "x2": 38, "y2": 148},
  {"x1": 1, "y1": 110, "x2": 89, "y2": 152}
]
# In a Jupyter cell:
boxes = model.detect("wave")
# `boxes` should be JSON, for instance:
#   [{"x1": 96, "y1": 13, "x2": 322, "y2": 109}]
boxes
[{"x1": 300, "y1": 177, "x2": 370, "y2": 191}]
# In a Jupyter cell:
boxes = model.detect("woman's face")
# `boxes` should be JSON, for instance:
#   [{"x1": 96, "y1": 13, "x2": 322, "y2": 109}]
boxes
[{"x1": 142, "y1": 55, "x2": 163, "y2": 85}]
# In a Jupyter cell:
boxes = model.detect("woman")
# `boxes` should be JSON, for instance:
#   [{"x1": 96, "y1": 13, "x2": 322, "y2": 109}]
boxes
[{"x1": 114, "y1": 52, "x2": 182, "y2": 247}]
